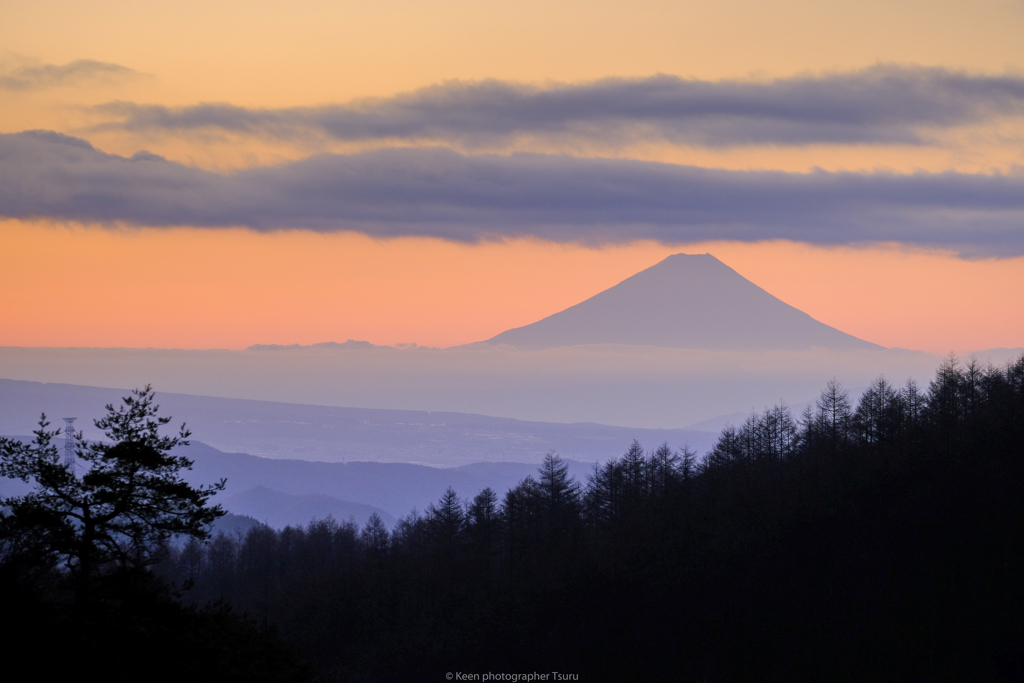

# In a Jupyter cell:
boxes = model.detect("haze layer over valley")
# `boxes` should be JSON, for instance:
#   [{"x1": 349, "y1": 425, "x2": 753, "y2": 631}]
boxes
[{"x1": 0, "y1": 379, "x2": 716, "y2": 465}]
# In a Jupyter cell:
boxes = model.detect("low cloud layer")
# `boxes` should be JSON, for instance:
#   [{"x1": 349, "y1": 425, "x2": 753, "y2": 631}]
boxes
[
  {"x1": 95, "y1": 66, "x2": 1024, "y2": 148},
  {"x1": 3, "y1": 130, "x2": 1023, "y2": 256},
  {"x1": 1, "y1": 59, "x2": 140, "y2": 91}
]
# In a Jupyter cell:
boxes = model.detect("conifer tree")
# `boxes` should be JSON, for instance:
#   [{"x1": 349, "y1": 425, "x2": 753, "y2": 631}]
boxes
[{"x1": 0, "y1": 386, "x2": 224, "y2": 604}]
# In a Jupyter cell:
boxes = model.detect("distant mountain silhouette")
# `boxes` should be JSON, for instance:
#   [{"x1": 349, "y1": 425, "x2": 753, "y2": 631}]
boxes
[
  {"x1": 485, "y1": 253, "x2": 881, "y2": 351},
  {"x1": 176, "y1": 441, "x2": 599, "y2": 520},
  {"x1": 220, "y1": 486, "x2": 396, "y2": 529}
]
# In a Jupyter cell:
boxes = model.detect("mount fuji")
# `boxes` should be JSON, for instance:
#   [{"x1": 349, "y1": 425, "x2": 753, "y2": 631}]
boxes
[{"x1": 485, "y1": 253, "x2": 880, "y2": 351}]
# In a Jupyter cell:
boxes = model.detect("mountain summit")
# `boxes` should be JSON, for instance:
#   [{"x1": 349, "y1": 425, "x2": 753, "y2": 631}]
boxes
[{"x1": 485, "y1": 253, "x2": 881, "y2": 351}]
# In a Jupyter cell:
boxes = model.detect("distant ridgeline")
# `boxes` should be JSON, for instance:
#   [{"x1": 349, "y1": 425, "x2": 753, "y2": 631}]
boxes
[
  {"x1": 156, "y1": 353, "x2": 1024, "y2": 681},
  {"x1": 247, "y1": 340, "x2": 391, "y2": 351},
  {"x1": 485, "y1": 253, "x2": 881, "y2": 351}
]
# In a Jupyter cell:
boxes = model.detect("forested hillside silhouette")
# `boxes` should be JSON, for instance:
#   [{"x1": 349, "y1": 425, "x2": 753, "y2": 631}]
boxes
[{"x1": 153, "y1": 354, "x2": 1024, "y2": 681}]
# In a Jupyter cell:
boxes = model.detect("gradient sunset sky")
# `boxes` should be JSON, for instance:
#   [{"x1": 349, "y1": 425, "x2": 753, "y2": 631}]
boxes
[{"x1": 2, "y1": 0, "x2": 1024, "y2": 354}]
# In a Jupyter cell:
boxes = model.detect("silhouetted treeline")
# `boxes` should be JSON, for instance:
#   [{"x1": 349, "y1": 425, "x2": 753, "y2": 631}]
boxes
[{"x1": 153, "y1": 354, "x2": 1024, "y2": 682}]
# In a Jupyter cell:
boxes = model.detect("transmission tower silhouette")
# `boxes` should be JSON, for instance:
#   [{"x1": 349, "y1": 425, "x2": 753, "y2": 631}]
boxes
[{"x1": 63, "y1": 417, "x2": 77, "y2": 470}]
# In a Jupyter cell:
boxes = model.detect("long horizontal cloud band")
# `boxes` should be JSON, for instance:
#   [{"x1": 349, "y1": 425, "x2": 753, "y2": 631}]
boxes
[
  {"x1": 3, "y1": 131, "x2": 1023, "y2": 255},
  {"x1": 1, "y1": 59, "x2": 140, "y2": 92},
  {"x1": 94, "y1": 65, "x2": 1024, "y2": 147}
]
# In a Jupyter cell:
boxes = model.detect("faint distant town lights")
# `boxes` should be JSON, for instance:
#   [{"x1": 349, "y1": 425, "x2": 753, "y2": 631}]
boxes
[{"x1": 63, "y1": 417, "x2": 77, "y2": 470}]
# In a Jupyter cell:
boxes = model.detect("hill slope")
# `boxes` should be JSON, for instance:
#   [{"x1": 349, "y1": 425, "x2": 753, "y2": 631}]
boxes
[{"x1": 0, "y1": 379, "x2": 716, "y2": 464}]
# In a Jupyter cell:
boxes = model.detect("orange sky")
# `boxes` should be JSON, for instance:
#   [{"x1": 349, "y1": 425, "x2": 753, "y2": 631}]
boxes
[
  {"x1": 2, "y1": 219, "x2": 1021, "y2": 353},
  {"x1": 2, "y1": 0, "x2": 1024, "y2": 355}
]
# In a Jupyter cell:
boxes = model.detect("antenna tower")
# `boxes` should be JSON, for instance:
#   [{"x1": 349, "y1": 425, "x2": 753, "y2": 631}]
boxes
[{"x1": 63, "y1": 417, "x2": 77, "y2": 470}]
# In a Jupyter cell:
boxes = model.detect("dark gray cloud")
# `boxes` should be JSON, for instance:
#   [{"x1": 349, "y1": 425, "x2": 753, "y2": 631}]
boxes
[
  {"x1": 94, "y1": 65, "x2": 1024, "y2": 147},
  {"x1": 0, "y1": 59, "x2": 140, "y2": 91},
  {"x1": 3, "y1": 130, "x2": 1023, "y2": 256}
]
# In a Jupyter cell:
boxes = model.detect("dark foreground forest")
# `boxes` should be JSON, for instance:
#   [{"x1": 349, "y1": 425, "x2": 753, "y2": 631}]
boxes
[{"x1": 4, "y1": 355, "x2": 1024, "y2": 681}]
